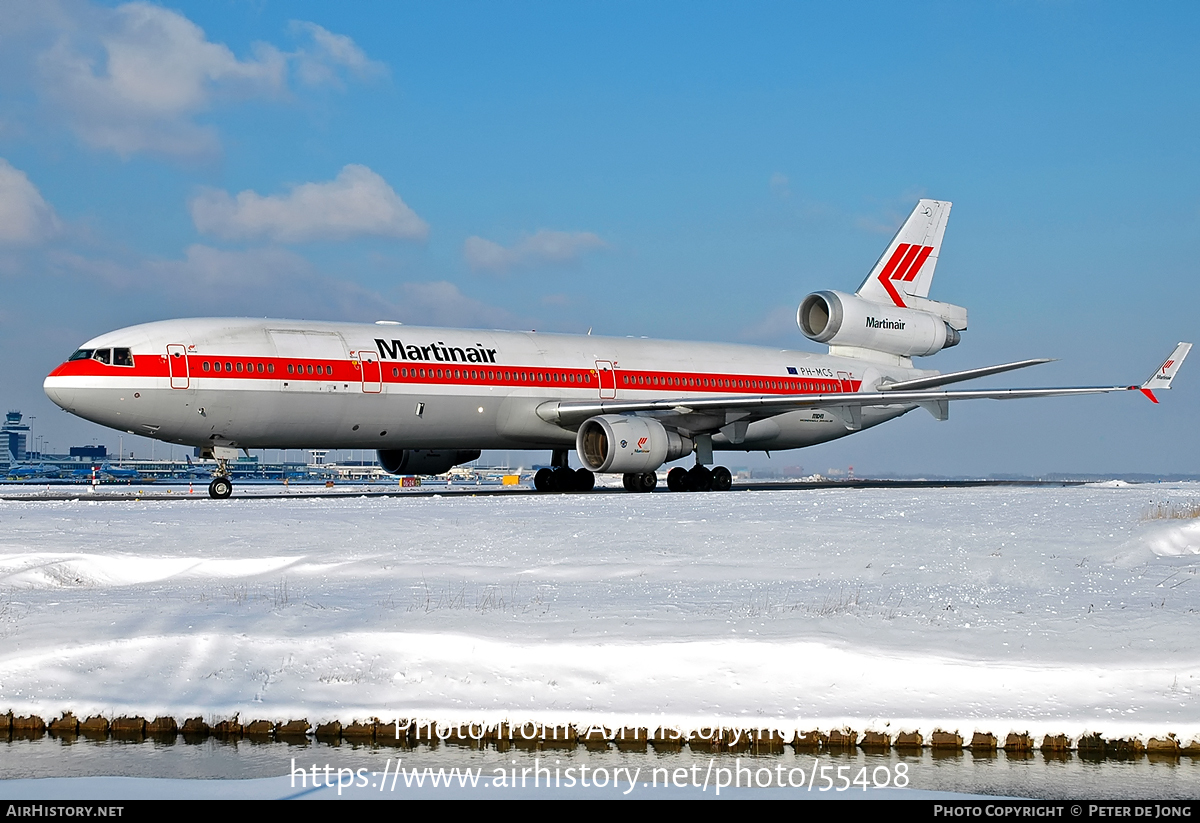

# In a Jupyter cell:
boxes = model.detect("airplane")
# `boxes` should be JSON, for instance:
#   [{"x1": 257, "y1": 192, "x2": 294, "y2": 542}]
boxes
[
  {"x1": 5, "y1": 462, "x2": 62, "y2": 480},
  {"x1": 98, "y1": 461, "x2": 141, "y2": 481},
  {"x1": 181, "y1": 454, "x2": 213, "y2": 479},
  {"x1": 43, "y1": 199, "x2": 1191, "y2": 499}
]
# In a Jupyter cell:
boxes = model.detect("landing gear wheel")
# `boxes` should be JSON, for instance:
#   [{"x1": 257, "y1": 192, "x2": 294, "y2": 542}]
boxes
[
  {"x1": 667, "y1": 467, "x2": 690, "y2": 492},
  {"x1": 534, "y1": 467, "x2": 554, "y2": 491},
  {"x1": 710, "y1": 466, "x2": 733, "y2": 491},
  {"x1": 635, "y1": 471, "x2": 657, "y2": 492},
  {"x1": 550, "y1": 466, "x2": 576, "y2": 492},
  {"x1": 687, "y1": 465, "x2": 713, "y2": 492},
  {"x1": 208, "y1": 477, "x2": 233, "y2": 499},
  {"x1": 574, "y1": 468, "x2": 595, "y2": 491},
  {"x1": 622, "y1": 473, "x2": 635, "y2": 491}
]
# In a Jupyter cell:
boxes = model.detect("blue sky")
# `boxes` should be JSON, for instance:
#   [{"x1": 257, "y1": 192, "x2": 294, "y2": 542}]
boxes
[{"x1": 1, "y1": 1, "x2": 1196, "y2": 475}]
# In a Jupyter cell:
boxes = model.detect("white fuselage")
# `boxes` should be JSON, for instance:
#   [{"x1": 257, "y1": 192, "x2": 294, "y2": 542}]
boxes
[{"x1": 44, "y1": 318, "x2": 925, "y2": 457}]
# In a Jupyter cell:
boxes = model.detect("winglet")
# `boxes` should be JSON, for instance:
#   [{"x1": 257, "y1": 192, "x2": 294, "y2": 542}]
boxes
[{"x1": 1142, "y1": 342, "x2": 1192, "y2": 392}]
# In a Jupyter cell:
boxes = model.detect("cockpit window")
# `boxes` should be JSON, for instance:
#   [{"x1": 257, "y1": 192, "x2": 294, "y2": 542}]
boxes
[
  {"x1": 113, "y1": 348, "x2": 134, "y2": 367},
  {"x1": 92, "y1": 349, "x2": 111, "y2": 365},
  {"x1": 68, "y1": 349, "x2": 94, "y2": 361}
]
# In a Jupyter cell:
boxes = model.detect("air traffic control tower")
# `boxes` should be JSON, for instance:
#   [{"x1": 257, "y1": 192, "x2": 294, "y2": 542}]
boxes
[{"x1": 1, "y1": 410, "x2": 29, "y2": 468}]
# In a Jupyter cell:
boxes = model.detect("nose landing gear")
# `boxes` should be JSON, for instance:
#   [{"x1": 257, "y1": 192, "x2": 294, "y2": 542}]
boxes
[{"x1": 207, "y1": 457, "x2": 233, "y2": 499}]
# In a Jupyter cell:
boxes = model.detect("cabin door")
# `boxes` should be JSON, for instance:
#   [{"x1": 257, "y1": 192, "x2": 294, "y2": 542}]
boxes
[
  {"x1": 357, "y1": 350, "x2": 382, "y2": 393},
  {"x1": 595, "y1": 360, "x2": 616, "y2": 399},
  {"x1": 167, "y1": 344, "x2": 189, "y2": 389}
]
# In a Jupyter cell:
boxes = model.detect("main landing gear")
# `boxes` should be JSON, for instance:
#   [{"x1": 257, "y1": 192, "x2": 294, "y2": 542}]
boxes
[
  {"x1": 208, "y1": 458, "x2": 233, "y2": 499},
  {"x1": 666, "y1": 464, "x2": 732, "y2": 493},
  {"x1": 534, "y1": 466, "x2": 596, "y2": 492},
  {"x1": 533, "y1": 449, "x2": 596, "y2": 493}
]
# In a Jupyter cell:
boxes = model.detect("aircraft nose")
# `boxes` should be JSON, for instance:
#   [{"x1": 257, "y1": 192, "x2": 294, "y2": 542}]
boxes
[{"x1": 43, "y1": 376, "x2": 75, "y2": 412}]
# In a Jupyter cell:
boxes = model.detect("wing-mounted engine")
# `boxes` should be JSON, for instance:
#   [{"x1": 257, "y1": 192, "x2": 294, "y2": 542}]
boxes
[
  {"x1": 377, "y1": 449, "x2": 481, "y2": 475},
  {"x1": 576, "y1": 414, "x2": 693, "y2": 473},
  {"x1": 798, "y1": 290, "x2": 962, "y2": 358}
]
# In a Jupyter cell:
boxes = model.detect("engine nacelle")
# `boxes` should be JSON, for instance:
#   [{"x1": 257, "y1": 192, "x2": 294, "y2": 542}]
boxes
[
  {"x1": 576, "y1": 415, "x2": 693, "y2": 474},
  {"x1": 377, "y1": 449, "x2": 481, "y2": 476},
  {"x1": 798, "y1": 290, "x2": 960, "y2": 357}
]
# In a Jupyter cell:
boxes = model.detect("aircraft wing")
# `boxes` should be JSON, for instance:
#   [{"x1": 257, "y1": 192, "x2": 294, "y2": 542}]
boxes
[{"x1": 538, "y1": 343, "x2": 1191, "y2": 432}]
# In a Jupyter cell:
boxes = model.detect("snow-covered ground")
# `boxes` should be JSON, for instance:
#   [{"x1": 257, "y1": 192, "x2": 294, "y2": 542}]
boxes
[{"x1": 1, "y1": 483, "x2": 1198, "y2": 746}]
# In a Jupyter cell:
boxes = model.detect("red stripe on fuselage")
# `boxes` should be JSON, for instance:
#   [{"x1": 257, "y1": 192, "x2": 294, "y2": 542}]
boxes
[{"x1": 49, "y1": 354, "x2": 862, "y2": 397}]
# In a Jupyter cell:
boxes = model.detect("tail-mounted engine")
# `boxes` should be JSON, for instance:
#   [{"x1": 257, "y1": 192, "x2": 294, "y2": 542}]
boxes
[
  {"x1": 377, "y1": 449, "x2": 482, "y2": 475},
  {"x1": 798, "y1": 290, "x2": 963, "y2": 358},
  {"x1": 576, "y1": 415, "x2": 693, "y2": 474}
]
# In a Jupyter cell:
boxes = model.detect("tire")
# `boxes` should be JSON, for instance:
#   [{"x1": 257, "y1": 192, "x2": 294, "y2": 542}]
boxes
[
  {"x1": 687, "y1": 465, "x2": 713, "y2": 492},
  {"x1": 710, "y1": 466, "x2": 733, "y2": 491},
  {"x1": 574, "y1": 468, "x2": 595, "y2": 491},
  {"x1": 208, "y1": 477, "x2": 233, "y2": 499},
  {"x1": 636, "y1": 471, "x2": 658, "y2": 492},
  {"x1": 534, "y1": 467, "x2": 554, "y2": 492},
  {"x1": 622, "y1": 473, "x2": 636, "y2": 491},
  {"x1": 551, "y1": 466, "x2": 575, "y2": 492},
  {"x1": 667, "y1": 466, "x2": 690, "y2": 492}
]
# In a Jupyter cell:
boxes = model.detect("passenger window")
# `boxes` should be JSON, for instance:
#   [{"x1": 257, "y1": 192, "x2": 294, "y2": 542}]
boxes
[
  {"x1": 267, "y1": 363, "x2": 274, "y2": 373},
  {"x1": 214, "y1": 362, "x2": 222, "y2": 372},
  {"x1": 203, "y1": 361, "x2": 210, "y2": 372},
  {"x1": 287, "y1": 364, "x2": 294, "y2": 374},
  {"x1": 225, "y1": 362, "x2": 232, "y2": 372},
  {"x1": 326, "y1": 365, "x2": 332, "y2": 375},
  {"x1": 306, "y1": 365, "x2": 313, "y2": 374},
  {"x1": 236, "y1": 363, "x2": 243, "y2": 373}
]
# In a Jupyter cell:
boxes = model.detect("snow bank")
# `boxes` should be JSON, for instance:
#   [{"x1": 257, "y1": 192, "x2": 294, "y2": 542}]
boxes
[{"x1": 1, "y1": 483, "x2": 1198, "y2": 745}]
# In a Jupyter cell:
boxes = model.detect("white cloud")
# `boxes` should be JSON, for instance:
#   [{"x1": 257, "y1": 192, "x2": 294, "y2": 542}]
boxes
[
  {"x1": 463, "y1": 229, "x2": 606, "y2": 273},
  {"x1": 395, "y1": 281, "x2": 521, "y2": 328},
  {"x1": 189, "y1": 165, "x2": 429, "y2": 244},
  {"x1": 36, "y1": 2, "x2": 285, "y2": 157},
  {"x1": 289, "y1": 21, "x2": 387, "y2": 87},
  {"x1": 48, "y1": 243, "x2": 521, "y2": 328},
  {"x1": 26, "y1": 3, "x2": 380, "y2": 158},
  {"x1": 0, "y1": 158, "x2": 61, "y2": 245}
]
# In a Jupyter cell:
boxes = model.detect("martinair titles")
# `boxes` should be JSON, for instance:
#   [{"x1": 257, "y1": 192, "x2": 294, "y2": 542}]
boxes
[{"x1": 44, "y1": 200, "x2": 1191, "y2": 498}]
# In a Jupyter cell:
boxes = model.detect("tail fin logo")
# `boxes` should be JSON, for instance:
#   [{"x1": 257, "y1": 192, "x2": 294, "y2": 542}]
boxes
[
  {"x1": 1163, "y1": 360, "x2": 1175, "y2": 372},
  {"x1": 877, "y1": 243, "x2": 934, "y2": 308}
]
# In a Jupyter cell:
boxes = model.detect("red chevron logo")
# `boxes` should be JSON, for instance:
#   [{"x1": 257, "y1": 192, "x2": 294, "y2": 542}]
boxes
[{"x1": 877, "y1": 243, "x2": 934, "y2": 307}]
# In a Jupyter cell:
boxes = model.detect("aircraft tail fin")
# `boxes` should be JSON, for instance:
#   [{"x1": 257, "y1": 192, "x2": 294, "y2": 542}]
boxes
[{"x1": 856, "y1": 199, "x2": 964, "y2": 328}]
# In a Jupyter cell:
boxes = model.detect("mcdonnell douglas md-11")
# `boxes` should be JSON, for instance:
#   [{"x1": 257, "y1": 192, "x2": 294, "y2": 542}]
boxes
[{"x1": 44, "y1": 200, "x2": 1191, "y2": 498}]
